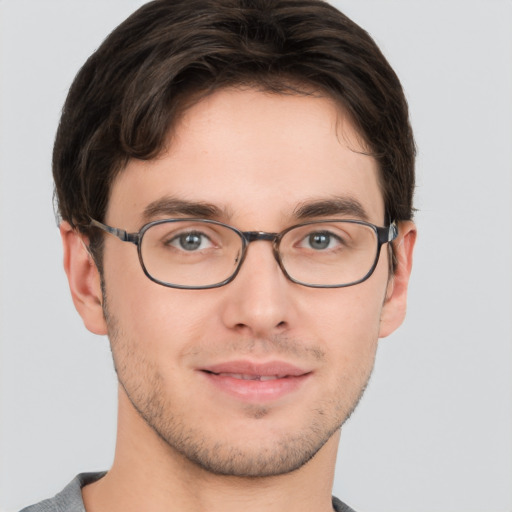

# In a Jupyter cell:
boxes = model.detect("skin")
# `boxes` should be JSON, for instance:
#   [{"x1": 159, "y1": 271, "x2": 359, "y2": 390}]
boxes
[{"x1": 61, "y1": 88, "x2": 416, "y2": 512}]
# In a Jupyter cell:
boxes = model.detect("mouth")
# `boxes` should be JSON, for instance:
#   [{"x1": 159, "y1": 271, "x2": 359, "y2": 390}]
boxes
[
  {"x1": 199, "y1": 361, "x2": 312, "y2": 402},
  {"x1": 204, "y1": 371, "x2": 294, "y2": 381}
]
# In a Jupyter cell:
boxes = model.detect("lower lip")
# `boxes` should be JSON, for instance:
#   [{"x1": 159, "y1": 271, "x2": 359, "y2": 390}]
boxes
[{"x1": 201, "y1": 371, "x2": 311, "y2": 402}]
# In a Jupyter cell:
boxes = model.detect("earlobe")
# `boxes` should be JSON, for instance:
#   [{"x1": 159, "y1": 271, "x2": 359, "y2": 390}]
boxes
[
  {"x1": 379, "y1": 221, "x2": 416, "y2": 338},
  {"x1": 60, "y1": 221, "x2": 108, "y2": 335}
]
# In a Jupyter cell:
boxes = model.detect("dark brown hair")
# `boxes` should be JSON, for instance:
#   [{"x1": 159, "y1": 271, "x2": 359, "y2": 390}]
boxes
[{"x1": 53, "y1": 0, "x2": 415, "y2": 259}]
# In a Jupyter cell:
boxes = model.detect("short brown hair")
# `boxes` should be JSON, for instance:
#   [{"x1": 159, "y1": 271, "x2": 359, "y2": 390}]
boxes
[{"x1": 53, "y1": 0, "x2": 415, "y2": 254}]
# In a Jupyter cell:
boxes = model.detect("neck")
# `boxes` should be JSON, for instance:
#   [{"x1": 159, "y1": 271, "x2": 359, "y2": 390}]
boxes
[{"x1": 82, "y1": 386, "x2": 340, "y2": 512}]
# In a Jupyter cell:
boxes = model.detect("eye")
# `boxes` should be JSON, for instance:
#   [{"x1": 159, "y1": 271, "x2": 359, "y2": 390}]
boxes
[
  {"x1": 301, "y1": 231, "x2": 342, "y2": 250},
  {"x1": 168, "y1": 231, "x2": 213, "y2": 251}
]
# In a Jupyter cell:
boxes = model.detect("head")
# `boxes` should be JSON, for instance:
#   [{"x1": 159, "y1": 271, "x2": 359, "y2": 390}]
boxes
[
  {"x1": 54, "y1": 0, "x2": 415, "y2": 263},
  {"x1": 57, "y1": 0, "x2": 416, "y2": 478}
]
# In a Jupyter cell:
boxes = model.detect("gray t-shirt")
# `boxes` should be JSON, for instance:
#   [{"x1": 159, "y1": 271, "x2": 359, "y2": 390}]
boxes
[{"x1": 20, "y1": 472, "x2": 356, "y2": 512}]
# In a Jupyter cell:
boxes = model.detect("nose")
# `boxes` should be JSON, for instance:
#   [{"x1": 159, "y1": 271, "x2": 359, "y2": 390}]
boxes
[{"x1": 219, "y1": 240, "x2": 295, "y2": 338}]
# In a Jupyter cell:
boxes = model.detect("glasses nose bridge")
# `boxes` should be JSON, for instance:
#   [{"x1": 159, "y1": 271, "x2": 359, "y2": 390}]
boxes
[
  {"x1": 241, "y1": 230, "x2": 281, "y2": 263},
  {"x1": 243, "y1": 231, "x2": 278, "y2": 243}
]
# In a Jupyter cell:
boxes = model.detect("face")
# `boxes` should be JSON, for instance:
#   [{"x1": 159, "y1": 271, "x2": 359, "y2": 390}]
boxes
[{"x1": 73, "y1": 88, "x2": 413, "y2": 477}]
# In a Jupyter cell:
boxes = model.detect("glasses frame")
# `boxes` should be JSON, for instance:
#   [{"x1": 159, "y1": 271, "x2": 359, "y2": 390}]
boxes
[{"x1": 89, "y1": 217, "x2": 398, "y2": 290}]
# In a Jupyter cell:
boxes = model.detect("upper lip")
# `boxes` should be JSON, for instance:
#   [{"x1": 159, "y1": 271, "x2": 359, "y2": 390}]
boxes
[{"x1": 200, "y1": 360, "x2": 311, "y2": 378}]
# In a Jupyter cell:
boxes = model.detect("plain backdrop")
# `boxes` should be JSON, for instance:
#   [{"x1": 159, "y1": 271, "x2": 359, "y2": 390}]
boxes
[{"x1": 1, "y1": 1, "x2": 511, "y2": 511}]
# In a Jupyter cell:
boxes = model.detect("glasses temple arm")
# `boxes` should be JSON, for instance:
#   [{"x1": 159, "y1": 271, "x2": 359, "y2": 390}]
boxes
[
  {"x1": 377, "y1": 221, "x2": 398, "y2": 245},
  {"x1": 89, "y1": 218, "x2": 139, "y2": 244}
]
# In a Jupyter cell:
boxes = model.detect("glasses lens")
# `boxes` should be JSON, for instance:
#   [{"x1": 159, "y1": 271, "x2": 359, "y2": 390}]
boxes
[
  {"x1": 140, "y1": 220, "x2": 243, "y2": 288},
  {"x1": 279, "y1": 221, "x2": 379, "y2": 286}
]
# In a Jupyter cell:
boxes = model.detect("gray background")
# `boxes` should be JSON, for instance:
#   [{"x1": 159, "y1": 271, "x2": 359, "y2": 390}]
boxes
[{"x1": 1, "y1": 1, "x2": 511, "y2": 511}]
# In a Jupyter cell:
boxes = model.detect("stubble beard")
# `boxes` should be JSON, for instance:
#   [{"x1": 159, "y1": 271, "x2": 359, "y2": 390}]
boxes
[{"x1": 103, "y1": 297, "x2": 375, "y2": 478}]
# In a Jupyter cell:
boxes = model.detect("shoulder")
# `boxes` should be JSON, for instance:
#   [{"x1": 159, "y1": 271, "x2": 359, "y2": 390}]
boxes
[
  {"x1": 332, "y1": 496, "x2": 357, "y2": 512},
  {"x1": 19, "y1": 472, "x2": 106, "y2": 512}
]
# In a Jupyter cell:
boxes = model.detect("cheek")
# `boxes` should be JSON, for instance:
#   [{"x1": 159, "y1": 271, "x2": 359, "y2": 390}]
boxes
[
  {"x1": 313, "y1": 281, "x2": 385, "y2": 334},
  {"x1": 305, "y1": 276, "x2": 387, "y2": 365},
  {"x1": 101, "y1": 244, "x2": 205, "y2": 353},
  {"x1": 103, "y1": 260, "x2": 224, "y2": 371}
]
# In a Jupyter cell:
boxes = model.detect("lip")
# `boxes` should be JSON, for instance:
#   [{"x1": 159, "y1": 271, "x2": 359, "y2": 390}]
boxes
[{"x1": 198, "y1": 360, "x2": 312, "y2": 402}]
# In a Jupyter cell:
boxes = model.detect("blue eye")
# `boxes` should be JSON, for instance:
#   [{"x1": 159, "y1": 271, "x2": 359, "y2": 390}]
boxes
[
  {"x1": 303, "y1": 231, "x2": 341, "y2": 250},
  {"x1": 169, "y1": 231, "x2": 213, "y2": 251},
  {"x1": 309, "y1": 232, "x2": 330, "y2": 250}
]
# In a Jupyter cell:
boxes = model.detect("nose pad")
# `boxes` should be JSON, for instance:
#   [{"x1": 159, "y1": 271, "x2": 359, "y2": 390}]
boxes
[{"x1": 220, "y1": 240, "x2": 292, "y2": 336}]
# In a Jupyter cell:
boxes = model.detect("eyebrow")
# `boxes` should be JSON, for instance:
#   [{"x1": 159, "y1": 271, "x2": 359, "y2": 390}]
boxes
[
  {"x1": 141, "y1": 195, "x2": 369, "y2": 225},
  {"x1": 293, "y1": 197, "x2": 369, "y2": 221},
  {"x1": 142, "y1": 197, "x2": 227, "y2": 223}
]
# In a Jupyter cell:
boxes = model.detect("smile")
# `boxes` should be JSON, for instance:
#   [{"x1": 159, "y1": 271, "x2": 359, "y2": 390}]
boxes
[
  {"x1": 207, "y1": 372, "x2": 289, "y2": 381},
  {"x1": 199, "y1": 361, "x2": 312, "y2": 402}
]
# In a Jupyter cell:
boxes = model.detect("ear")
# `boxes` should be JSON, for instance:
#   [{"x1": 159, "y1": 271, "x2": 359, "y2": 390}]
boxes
[
  {"x1": 60, "y1": 221, "x2": 108, "y2": 335},
  {"x1": 379, "y1": 221, "x2": 416, "y2": 338}
]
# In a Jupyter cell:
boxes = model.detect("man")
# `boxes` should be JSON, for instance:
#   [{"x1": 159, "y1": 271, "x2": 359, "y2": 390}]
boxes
[{"x1": 22, "y1": 0, "x2": 416, "y2": 511}]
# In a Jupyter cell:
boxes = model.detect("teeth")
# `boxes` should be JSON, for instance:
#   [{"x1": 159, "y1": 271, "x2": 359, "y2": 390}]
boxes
[{"x1": 216, "y1": 372, "x2": 284, "y2": 381}]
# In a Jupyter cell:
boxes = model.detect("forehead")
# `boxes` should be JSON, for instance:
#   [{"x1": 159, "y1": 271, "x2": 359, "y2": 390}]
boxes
[{"x1": 107, "y1": 88, "x2": 384, "y2": 228}]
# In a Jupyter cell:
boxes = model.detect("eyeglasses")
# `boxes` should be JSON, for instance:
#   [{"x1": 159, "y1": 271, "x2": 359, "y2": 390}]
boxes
[{"x1": 89, "y1": 218, "x2": 398, "y2": 289}]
